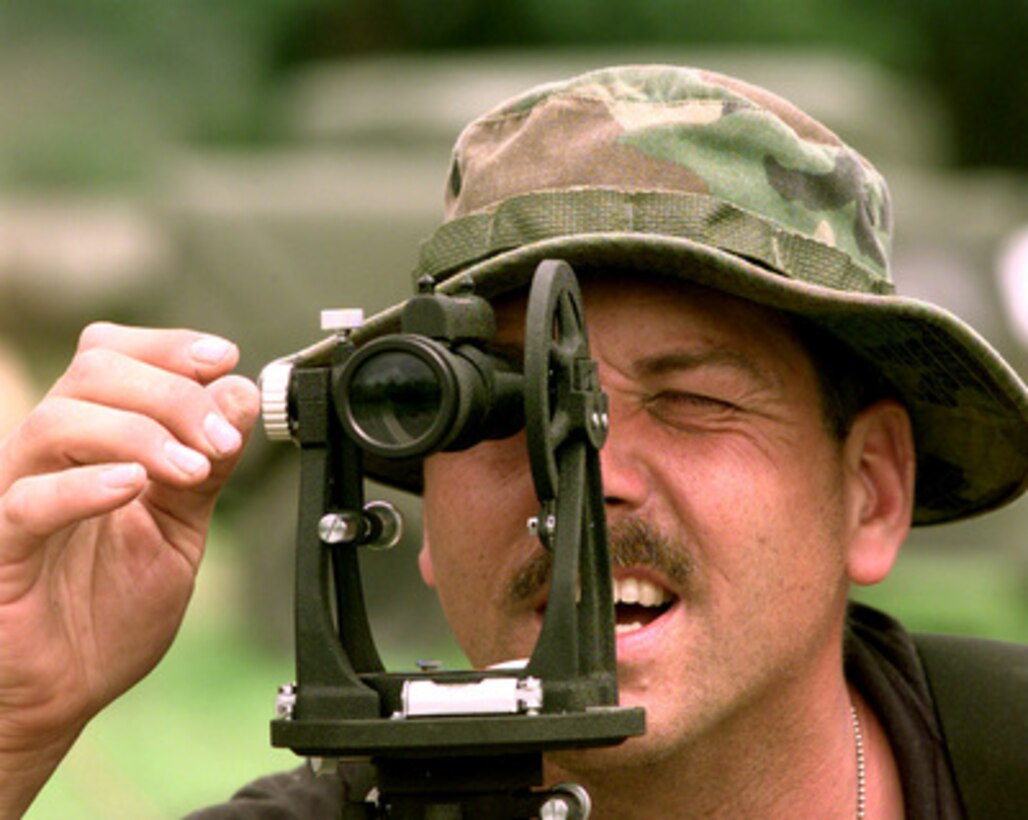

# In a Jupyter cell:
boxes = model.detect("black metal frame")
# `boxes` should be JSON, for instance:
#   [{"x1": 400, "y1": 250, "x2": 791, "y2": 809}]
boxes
[{"x1": 267, "y1": 260, "x2": 644, "y2": 818}]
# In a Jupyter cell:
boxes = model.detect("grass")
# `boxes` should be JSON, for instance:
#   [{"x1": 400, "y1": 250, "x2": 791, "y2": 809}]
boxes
[
  {"x1": 850, "y1": 548, "x2": 1028, "y2": 643},
  {"x1": 26, "y1": 534, "x2": 1026, "y2": 818}
]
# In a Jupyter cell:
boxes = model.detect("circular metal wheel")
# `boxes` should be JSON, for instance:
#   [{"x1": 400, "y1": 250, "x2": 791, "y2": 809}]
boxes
[{"x1": 523, "y1": 259, "x2": 590, "y2": 502}]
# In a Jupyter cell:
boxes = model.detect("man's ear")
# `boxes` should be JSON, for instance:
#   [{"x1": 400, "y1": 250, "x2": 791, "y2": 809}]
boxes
[
  {"x1": 843, "y1": 399, "x2": 916, "y2": 586},
  {"x1": 418, "y1": 537, "x2": 436, "y2": 589}
]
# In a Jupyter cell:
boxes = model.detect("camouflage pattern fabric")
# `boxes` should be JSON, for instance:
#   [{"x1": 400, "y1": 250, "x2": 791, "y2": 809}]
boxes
[
  {"x1": 352, "y1": 65, "x2": 1027, "y2": 526},
  {"x1": 426, "y1": 66, "x2": 892, "y2": 290}
]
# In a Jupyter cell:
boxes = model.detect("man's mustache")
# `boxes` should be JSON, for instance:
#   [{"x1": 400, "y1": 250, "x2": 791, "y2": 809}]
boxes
[{"x1": 508, "y1": 517, "x2": 693, "y2": 604}]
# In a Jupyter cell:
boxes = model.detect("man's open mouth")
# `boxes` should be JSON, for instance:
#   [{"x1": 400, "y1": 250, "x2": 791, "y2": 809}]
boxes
[
  {"x1": 529, "y1": 570, "x2": 678, "y2": 636},
  {"x1": 613, "y1": 575, "x2": 675, "y2": 635}
]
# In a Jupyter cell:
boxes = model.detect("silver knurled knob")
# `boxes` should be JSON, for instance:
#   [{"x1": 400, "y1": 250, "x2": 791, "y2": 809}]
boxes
[{"x1": 259, "y1": 360, "x2": 294, "y2": 441}]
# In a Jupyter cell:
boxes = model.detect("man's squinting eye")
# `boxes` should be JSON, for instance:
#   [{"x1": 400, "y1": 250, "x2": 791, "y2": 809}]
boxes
[{"x1": 645, "y1": 390, "x2": 740, "y2": 424}]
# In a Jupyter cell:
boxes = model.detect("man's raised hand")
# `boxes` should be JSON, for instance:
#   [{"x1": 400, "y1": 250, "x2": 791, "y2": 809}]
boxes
[{"x1": 0, "y1": 323, "x2": 260, "y2": 818}]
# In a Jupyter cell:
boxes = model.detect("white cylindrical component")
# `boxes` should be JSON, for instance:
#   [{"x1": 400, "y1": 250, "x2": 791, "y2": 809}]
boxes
[
  {"x1": 401, "y1": 676, "x2": 542, "y2": 717},
  {"x1": 320, "y1": 308, "x2": 365, "y2": 333}
]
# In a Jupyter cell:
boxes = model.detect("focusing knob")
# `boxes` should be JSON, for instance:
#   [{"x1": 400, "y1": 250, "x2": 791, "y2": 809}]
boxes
[{"x1": 260, "y1": 360, "x2": 294, "y2": 441}]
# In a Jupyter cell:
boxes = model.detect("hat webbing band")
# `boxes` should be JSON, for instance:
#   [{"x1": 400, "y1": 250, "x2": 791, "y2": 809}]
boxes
[{"x1": 417, "y1": 189, "x2": 895, "y2": 297}]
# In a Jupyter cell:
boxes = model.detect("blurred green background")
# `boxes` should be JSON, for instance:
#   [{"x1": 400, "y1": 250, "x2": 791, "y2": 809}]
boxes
[{"x1": 1, "y1": 1, "x2": 1024, "y2": 817}]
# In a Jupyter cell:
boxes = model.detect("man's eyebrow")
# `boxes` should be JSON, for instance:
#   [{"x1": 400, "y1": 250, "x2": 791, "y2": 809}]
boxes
[{"x1": 634, "y1": 346, "x2": 774, "y2": 388}]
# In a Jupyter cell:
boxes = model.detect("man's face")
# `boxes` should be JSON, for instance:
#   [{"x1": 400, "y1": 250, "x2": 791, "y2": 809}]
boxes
[{"x1": 420, "y1": 272, "x2": 858, "y2": 765}]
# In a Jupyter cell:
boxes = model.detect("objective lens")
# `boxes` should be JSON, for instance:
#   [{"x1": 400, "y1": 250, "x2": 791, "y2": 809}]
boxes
[{"x1": 346, "y1": 350, "x2": 445, "y2": 449}]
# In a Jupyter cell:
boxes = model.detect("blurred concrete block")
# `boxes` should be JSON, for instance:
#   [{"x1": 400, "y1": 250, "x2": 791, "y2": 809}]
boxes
[
  {"x1": 0, "y1": 197, "x2": 165, "y2": 321},
  {"x1": 282, "y1": 49, "x2": 949, "y2": 167},
  {"x1": 154, "y1": 147, "x2": 447, "y2": 377}
]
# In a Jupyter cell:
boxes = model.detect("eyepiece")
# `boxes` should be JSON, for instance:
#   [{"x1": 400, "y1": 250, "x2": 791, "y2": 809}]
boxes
[
  {"x1": 337, "y1": 337, "x2": 458, "y2": 459},
  {"x1": 336, "y1": 334, "x2": 523, "y2": 460}
]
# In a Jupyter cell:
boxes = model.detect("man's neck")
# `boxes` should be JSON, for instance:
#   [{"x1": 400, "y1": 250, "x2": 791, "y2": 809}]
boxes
[{"x1": 544, "y1": 676, "x2": 903, "y2": 819}]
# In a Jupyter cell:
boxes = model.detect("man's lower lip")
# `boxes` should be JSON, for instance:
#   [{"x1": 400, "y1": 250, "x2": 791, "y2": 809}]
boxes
[
  {"x1": 530, "y1": 599, "x2": 681, "y2": 650},
  {"x1": 613, "y1": 600, "x2": 681, "y2": 655}
]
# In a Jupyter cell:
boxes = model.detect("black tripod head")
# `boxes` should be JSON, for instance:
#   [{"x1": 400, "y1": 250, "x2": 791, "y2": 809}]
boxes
[{"x1": 259, "y1": 260, "x2": 645, "y2": 818}]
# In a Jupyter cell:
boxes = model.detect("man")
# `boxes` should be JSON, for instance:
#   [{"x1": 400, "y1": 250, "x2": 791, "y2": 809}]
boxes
[{"x1": 1, "y1": 65, "x2": 1025, "y2": 818}]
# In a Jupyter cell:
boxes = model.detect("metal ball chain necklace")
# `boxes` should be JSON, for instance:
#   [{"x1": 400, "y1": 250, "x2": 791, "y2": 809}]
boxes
[{"x1": 851, "y1": 703, "x2": 867, "y2": 819}]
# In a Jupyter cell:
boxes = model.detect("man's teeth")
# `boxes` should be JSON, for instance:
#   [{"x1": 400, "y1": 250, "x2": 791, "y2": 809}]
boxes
[
  {"x1": 613, "y1": 577, "x2": 672, "y2": 635},
  {"x1": 614, "y1": 576, "x2": 671, "y2": 607}
]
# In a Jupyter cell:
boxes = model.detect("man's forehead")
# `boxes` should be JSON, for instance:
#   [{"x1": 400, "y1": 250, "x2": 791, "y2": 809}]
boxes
[
  {"x1": 488, "y1": 270, "x2": 795, "y2": 345},
  {"x1": 484, "y1": 270, "x2": 816, "y2": 404}
]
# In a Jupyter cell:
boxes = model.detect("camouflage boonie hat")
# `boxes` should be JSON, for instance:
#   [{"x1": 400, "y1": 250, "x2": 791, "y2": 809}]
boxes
[{"x1": 357, "y1": 64, "x2": 1028, "y2": 526}]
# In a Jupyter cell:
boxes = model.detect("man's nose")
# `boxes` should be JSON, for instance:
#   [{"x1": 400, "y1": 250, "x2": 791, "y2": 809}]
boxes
[{"x1": 598, "y1": 402, "x2": 650, "y2": 511}]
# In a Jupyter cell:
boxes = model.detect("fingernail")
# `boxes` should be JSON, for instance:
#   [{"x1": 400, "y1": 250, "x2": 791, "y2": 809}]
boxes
[
  {"x1": 204, "y1": 412, "x2": 242, "y2": 456},
  {"x1": 101, "y1": 463, "x2": 145, "y2": 489},
  {"x1": 191, "y1": 336, "x2": 235, "y2": 365},
  {"x1": 164, "y1": 441, "x2": 210, "y2": 476}
]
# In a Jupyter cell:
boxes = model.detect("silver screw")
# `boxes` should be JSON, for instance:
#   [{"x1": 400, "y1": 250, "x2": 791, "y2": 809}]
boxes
[
  {"x1": 363, "y1": 500, "x2": 404, "y2": 550},
  {"x1": 529, "y1": 512, "x2": 557, "y2": 543},
  {"x1": 275, "y1": 683, "x2": 297, "y2": 719},
  {"x1": 540, "y1": 798, "x2": 571, "y2": 820},
  {"x1": 309, "y1": 757, "x2": 339, "y2": 777},
  {"x1": 318, "y1": 512, "x2": 360, "y2": 544},
  {"x1": 541, "y1": 784, "x2": 591, "y2": 819}
]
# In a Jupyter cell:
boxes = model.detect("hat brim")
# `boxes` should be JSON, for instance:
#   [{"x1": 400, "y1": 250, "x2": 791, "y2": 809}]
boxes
[{"x1": 354, "y1": 233, "x2": 1028, "y2": 526}]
